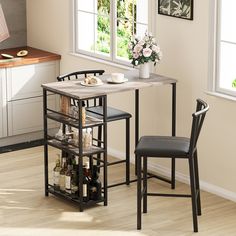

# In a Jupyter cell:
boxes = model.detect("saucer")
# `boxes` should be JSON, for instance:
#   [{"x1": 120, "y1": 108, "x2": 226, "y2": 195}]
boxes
[
  {"x1": 80, "y1": 81, "x2": 104, "y2": 87},
  {"x1": 107, "y1": 78, "x2": 128, "y2": 84}
]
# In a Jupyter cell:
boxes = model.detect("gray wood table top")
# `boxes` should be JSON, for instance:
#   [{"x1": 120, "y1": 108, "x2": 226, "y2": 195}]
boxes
[{"x1": 42, "y1": 70, "x2": 177, "y2": 99}]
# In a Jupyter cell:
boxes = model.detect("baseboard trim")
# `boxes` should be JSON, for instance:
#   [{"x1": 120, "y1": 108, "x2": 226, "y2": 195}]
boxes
[
  {"x1": 0, "y1": 139, "x2": 44, "y2": 154},
  {"x1": 108, "y1": 147, "x2": 236, "y2": 203}
]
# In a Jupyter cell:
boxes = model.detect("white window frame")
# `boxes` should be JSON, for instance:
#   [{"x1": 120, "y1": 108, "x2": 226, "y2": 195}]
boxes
[
  {"x1": 208, "y1": 0, "x2": 236, "y2": 99},
  {"x1": 72, "y1": 0, "x2": 155, "y2": 67}
]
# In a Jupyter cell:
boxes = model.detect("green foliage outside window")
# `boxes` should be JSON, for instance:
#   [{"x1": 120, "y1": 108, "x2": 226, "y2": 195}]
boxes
[
  {"x1": 95, "y1": 0, "x2": 134, "y2": 60},
  {"x1": 232, "y1": 79, "x2": 236, "y2": 88}
]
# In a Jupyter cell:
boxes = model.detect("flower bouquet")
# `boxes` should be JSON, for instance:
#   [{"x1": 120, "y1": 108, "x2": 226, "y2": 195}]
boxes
[{"x1": 128, "y1": 31, "x2": 162, "y2": 67}]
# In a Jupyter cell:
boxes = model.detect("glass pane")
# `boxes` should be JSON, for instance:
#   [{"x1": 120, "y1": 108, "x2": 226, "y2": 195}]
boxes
[
  {"x1": 136, "y1": 0, "x2": 148, "y2": 24},
  {"x1": 95, "y1": 15, "x2": 110, "y2": 56},
  {"x1": 116, "y1": 19, "x2": 133, "y2": 60},
  {"x1": 135, "y1": 23, "x2": 147, "y2": 38},
  {"x1": 77, "y1": 0, "x2": 94, "y2": 12},
  {"x1": 221, "y1": 0, "x2": 236, "y2": 42},
  {"x1": 77, "y1": 12, "x2": 95, "y2": 52},
  {"x1": 219, "y1": 42, "x2": 236, "y2": 91},
  {"x1": 96, "y1": 0, "x2": 110, "y2": 16},
  {"x1": 117, "y1": 0, "x2": 134, "y2": 20}
]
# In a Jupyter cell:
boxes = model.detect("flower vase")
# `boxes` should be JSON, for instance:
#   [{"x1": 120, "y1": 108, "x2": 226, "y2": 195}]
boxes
[{"x1": 139, "y1": 63, "x2": 150, "y2": 79}]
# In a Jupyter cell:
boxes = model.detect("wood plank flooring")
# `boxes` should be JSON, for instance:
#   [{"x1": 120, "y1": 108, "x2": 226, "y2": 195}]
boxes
[{"x1": 0, "y1": 146, "x2": 236, "y2": 236}]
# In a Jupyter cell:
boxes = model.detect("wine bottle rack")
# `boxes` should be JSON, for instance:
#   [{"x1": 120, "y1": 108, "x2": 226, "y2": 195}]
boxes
[{"x1": 42, "y1": 88, "x2": 108, "y2": 212}]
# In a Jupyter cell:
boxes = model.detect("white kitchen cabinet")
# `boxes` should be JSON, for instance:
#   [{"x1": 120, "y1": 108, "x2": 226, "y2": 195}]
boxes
[
  {"x1": 0, "y1": 47, "x2": 61, "y2": 144},
  {"x1": 6, "y1": 61, "x2": 57, "y2": 101},
  {"x1": 8, "y1": 95, "x2": 57, "y2": 136},
  {"x1": 0, "y1": 69, "x2": 7, "y2": 138}
]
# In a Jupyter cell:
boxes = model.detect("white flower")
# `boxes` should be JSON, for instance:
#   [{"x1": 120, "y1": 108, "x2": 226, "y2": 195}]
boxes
[
  {"x1": 134, "y1": 60, "x2": 139, "y2": 66},
  {"x1": 138, "y1": 40, "x2": 145, "y2": 46},
  {"x1": 144, "y1": 36, "x2": 149, "y2": 42},
  {"x1": 152, "y1": 45, "x2": 160, "y2": 53},
  {"x1": 143, "y1": 47, "x2": 152, "y2": 57}
]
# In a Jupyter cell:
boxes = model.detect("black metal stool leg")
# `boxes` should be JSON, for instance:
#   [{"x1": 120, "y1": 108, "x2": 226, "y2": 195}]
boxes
[
  {"x1": 137, "y1": 155, "x2": 142, "y2": 230},
  {"x1": 143, "y1": 156, "x2": 147, "y2": 213},
  {"x1": 194, "y1": 150, "x2": 201, "y2": 216},
  {"x1": 171, "y1": 158, "x2": 176, "y2": 189},
  {"x1": 126, "y1": 118, "x2": 130, "y2": 185},
  {"x1": 189, "y1": 157, "x2": 198, "y2": 233}
]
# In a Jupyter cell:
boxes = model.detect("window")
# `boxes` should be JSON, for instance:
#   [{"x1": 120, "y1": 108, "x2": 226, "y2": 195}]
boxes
[
  {"x1": 211, "y1": 0, "x2": 236, "y2": 97},
  {"x1": 74, "y1": 0, "x2": 150, "y2": 66}
]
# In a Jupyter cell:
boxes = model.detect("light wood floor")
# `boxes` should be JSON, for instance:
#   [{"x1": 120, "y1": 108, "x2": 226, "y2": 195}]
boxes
[{"x1": 0, "y1": 146, "x2": 236, "y2": 236}]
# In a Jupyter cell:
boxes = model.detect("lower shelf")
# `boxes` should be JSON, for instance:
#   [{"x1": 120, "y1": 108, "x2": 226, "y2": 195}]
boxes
[{"x1": 47, "y1": 185, "x2": 105, "y2": 206}]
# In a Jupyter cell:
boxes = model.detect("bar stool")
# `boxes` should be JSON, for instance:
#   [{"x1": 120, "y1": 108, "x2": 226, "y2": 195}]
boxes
[
  {"x1": 135, "y1": 99, "x2": 209, "y2": 232},
  {"x1": 57, "y1": 70, "x2": 132, "y2": 186}
]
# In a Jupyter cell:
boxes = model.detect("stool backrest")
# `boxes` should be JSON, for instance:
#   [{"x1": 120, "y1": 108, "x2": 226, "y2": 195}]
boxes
[
  {"x1": 57, "y1": 70, "x2": 105, "y2": 81},
  {"x1": 189, "y1": 99, "x2": 209, "y2": 156}
]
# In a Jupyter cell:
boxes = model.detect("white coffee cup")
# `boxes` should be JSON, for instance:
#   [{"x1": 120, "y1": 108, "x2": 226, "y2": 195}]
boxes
[{"x1": 111, "y1": 73, "x2": 124, "y2": 82}]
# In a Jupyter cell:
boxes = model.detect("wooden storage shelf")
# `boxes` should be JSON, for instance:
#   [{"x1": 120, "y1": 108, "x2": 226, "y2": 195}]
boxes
[
  {"x1": 46, "y1": 110, "x2": 104, "y2": 129},
  {"x1": 47, "y1": 137, "x2": 105, "y2": 156}
]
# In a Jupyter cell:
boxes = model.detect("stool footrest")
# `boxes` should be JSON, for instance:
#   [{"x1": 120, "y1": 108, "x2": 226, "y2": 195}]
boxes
[
  {"x1": 147, "y1": 172, "x2": 172, "y2": 184},
  {"x1": 107, "y1": 159, "x2": 126, "y2": 166},
  {"x1": 147, "y1": 193, "x2": 191, "y2": 198}
]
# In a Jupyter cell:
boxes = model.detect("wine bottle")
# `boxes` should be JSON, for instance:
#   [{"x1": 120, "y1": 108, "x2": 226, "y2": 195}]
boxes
[
  {"x1": 82, "y1": 101, "x2": 86, "y2": 126},
  {"x1": 59, "y1": 157, "x2": 67, "y2": 192},
  {"x1": 71, "y1": 156, "x2": 79, "y2": 197},
  {"x1": 65, "y1": 160, "x2": 73, "y2": 194},
  {"x1": 53, "y1": 154, "x2": 61, "y2": 190},
  {"x1": 89, "y1": 165, "x2": 102, "y2": 201},
  {"x1": 82, "y1": 161, "x2": 90, "y2": 202}
]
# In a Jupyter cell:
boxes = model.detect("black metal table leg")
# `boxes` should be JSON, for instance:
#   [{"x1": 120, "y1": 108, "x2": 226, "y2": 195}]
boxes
[
  {"x1": 135, "y1": 89, "x2": 139, "y2": 175},
  {"x1": 171, "y1": 83, "x2": 176, "y2": 189},
  {"x1": 103, "y1": 95, "x2": 108, "y2": 206},
  {"x1": 78, "y1": 99, "x2": 84, "y2": 212},
  {"x1": 43, "y1": 89, "x2": 49, "y2": 197}
]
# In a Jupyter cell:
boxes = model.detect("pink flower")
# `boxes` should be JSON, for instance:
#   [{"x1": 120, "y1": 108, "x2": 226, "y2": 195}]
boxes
[
  {"x1": 134, "y1": 44, "x2": 143, "y2": 53},
  {"x1": 143, "y1": 47, "x2": 152, "y2": 57},
  {"x1": 133, "y1": 52, "x2": 139, "y2": 59}
]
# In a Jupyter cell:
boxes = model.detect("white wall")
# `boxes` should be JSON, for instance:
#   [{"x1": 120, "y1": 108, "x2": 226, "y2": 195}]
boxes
[{"x1": 27, "y1": 0, "x2": 236, "y2": 200}]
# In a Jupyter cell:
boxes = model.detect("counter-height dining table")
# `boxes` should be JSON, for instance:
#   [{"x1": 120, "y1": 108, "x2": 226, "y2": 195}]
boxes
[{"x1": 41, "y1": 69, "x2": 177, "y2": 210}]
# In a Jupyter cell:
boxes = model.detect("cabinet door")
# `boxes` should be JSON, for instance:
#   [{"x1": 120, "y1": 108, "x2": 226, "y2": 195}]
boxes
[
  {"x1": 7, "y1": 61, "x2": 59, "y2": 101},
  {"x1": 7, "y1": 95, "x2": 57, "y2": 136},
  {"x1": 0, "y1": 69, "x2": 7, "y2": 138}
]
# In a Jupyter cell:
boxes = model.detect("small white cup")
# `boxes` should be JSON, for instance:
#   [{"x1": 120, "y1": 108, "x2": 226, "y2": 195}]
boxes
[{"x1": 111, "y1": 73, "x2": 124, "y2": 82}]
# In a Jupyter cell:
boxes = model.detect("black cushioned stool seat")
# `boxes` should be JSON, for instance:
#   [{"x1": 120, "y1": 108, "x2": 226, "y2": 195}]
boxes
[
  {"x1": 87, "y1": 106, "x2": 132, "y2": 122},
  {"x1": 135, "y1": 136, "x2": 190, "y2": 158}
]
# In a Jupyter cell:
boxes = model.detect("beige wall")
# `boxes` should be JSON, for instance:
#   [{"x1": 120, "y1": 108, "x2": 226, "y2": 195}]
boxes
[{"x1": 26, "y1": 0, "x2": 236, "y2": 199}]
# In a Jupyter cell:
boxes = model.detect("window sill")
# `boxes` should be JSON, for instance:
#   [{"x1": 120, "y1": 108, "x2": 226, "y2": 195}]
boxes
[
  {"x1": 205, "y1": 91, "x2": 236, "y2": 102},
  {"x1": 70, "y1": 52, "x2": 134, "y2": 71}
]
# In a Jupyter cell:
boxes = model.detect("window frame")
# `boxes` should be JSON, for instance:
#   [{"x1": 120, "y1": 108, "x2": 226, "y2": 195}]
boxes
[
  {"x1": 209, "y1": 0, "x2": 236, "y2": 98},
  {"x1": 73, "y1": 0, "x2": 154, "y2": 67}
]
